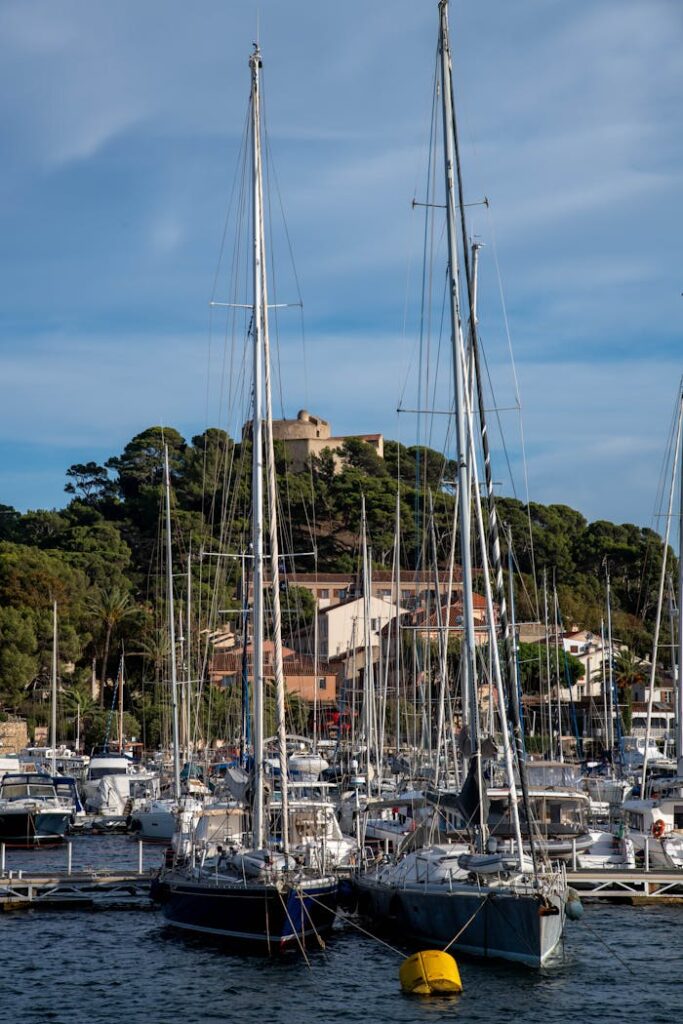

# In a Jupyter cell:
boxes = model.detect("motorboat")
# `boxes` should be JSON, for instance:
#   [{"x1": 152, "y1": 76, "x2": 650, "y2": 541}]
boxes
[{"x1": 0, "y1": 773, "x2": 72, "y2": 847}]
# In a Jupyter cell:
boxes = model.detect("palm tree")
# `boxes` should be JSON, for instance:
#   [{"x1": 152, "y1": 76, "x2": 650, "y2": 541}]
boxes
[
  {"x1": 614, "y1": 649, "x2": 646, "y2": 734},
  {"x1": 614, "y1": 649, "x2": 646, "y2": 692},
  {"x1": 133, "y1": 630, "x2": 171, "y2": 686},
  {"x1": 90, "y1": 587, "x2": 136, "y2": 707},
  {"x1": 61, "y1": 686, "x2": 106, "y2": 751}
]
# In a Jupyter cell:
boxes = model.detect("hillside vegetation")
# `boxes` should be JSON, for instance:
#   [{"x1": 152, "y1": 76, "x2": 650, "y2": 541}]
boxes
[{"x1": 0, "y1": 425, "x2": 672, "y2": 745}]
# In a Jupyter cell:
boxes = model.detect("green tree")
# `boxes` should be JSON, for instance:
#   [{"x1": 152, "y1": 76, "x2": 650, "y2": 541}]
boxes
[
  {"x1": 517, "y1": 641, "x2": 584, "y2": 694},
  {"x1": 64, "y1": 462, "x2": 115, "y2": 506},
  {"x1": 89, "y1": 587, "x2": 137, "y2": 706},
  {"x1": 0, "y1": 606, "x2": 38, "y2": 706},
  {"x1": 280, "y1": 584, "x2": 316, "y2": 640}
]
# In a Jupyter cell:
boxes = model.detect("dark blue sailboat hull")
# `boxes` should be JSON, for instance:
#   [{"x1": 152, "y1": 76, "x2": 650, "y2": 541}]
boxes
[{"x1": 162, "y1": 874, "x2": 338, "y2": 951}]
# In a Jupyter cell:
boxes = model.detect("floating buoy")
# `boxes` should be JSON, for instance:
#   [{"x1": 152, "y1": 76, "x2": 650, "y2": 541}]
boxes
[
  {"x1": 565, "y1": 887, "x2": 584, "y2": 921},
  {"x1": 399, "y1": 950, "x2": 463, "y2": 995}
]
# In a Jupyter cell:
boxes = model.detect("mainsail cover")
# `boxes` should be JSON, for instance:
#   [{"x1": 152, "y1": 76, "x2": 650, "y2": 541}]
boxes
[{"x1": 425, "y1": 754, "x2": 489, "y2": 828}]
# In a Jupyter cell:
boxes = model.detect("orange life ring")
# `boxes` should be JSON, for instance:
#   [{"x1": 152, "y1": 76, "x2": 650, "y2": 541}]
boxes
[{"x1": 651, "y1": 819, "x2": 665, "y2": 839}]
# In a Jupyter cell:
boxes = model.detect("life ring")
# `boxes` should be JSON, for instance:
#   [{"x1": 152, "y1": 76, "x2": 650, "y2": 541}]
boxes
[{"x1": 651, "y1": 819, "x2": 665, "y2": 839}]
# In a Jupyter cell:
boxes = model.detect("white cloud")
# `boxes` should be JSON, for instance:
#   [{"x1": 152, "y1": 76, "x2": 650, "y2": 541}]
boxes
[{"x1": 0, "y1": 0, "x2": 680, "y2": 527}]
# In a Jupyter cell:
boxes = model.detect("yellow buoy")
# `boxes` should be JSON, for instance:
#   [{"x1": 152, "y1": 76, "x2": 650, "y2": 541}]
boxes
[{"x1": 399, "y1": 950, "x2": 463, "y2": 995}]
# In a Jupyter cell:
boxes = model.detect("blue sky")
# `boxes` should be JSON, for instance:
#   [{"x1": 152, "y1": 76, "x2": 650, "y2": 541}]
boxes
[{"x1": 0, "y1": 0, "x2": 681, "y2": 527}]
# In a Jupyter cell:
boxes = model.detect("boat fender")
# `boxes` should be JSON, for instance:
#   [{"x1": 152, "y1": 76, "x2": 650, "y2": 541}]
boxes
[
  {"x1": 565, "y1": 888, "x2": 583, "y2": 922},
  {"x1": 651, "y1": 819, "x2": 665, "y2": 839}
]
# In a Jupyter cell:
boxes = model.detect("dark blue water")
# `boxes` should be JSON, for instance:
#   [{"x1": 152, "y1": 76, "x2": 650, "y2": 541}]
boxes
[{"x1": 1, "y1": 837, "x2": 681, "y2": 1024}]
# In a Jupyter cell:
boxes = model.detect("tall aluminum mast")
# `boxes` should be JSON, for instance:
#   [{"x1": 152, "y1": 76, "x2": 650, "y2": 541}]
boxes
[
  {"x1": 641, "y1": 390, "x2": 683, "y2": 797},
  {"x1": 249, "y1": 44, "x2": 266, "y2": 848},
  {"x1": 261, "y1": 132, "x2": 290, "y2": 855},
  {"x1": 163, "y1": 445, "x2": 182, "y2": 801},
  {"x1": 677, "y1": 387, "x2": 683, "y2": 776},
  {"x1": 438, "y1": 0, "x2": 478, "y2": 739},
  {"x1": 51, "y1": 600, "x2": 58, "y2": 776}
]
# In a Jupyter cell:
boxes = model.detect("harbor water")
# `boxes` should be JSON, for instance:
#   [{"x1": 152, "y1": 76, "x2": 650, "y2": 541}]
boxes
[{"x1": 1, "y1": 837, "x2": 681, "y2": 1024}]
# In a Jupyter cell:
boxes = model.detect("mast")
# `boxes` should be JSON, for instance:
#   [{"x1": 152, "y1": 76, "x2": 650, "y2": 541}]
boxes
[
  {"x1": 460, "y1": 367, "x2": 525, "y2": 863},
  {"x1": 438, "y1": 0, "x2": 478, "y2": 739},
  {"x1": 641, "y1": 391, "x2": 683, "y2": 797},
  {"x1": 361, "y1": 496, "x2": 376, "y2": 795},
  {"x1": 430, "y1": 494, "x2": 447, "y2": 786},
  {"x1": 51, "y1": 600, "x2": 57, "y2": 775},
  {"x1": 542, "y1": 570, "x2": 554, "y2": 758},
  {"x1": 600, "y1": 618, "x2": 609, "y2": 754},
  {"x1": 249, "y1": 43, "x2": 266, "y2": 848},
  {"x1": 177, "y1": 605, "x2": 185, "y2": 756},
  {"x1": 394, "y1": 491, "x2": 402, "y2": 753},
  {"x1": 163, "y1": 445, "x2": 182, "y2": 801},
  {"x1": 677, "y1": 390, "x2": 683, "y2": 776},
  {"x1": 553, "y1": 574, "x2": 564, "y2": 763},
  {"x1": 186, "y1": 547, "x2": 192, "y2": 760},
  {"x1": 444, "y1": 0, "x2": 539, "y2": 867},
  {"x1": 261, "y1": 164, "x2": 290, "y2": 856},
  {"x1": 605, "y1": 564, "x2": 615, "y2": 753},
  {"x1": 118, "y1": 658, "x2": 124, "y2": 754}
]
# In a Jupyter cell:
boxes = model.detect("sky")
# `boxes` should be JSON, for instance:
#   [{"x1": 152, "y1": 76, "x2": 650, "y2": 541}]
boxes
[{"x1": 0, "y1": 0, "x2": 681, "y2": 528}]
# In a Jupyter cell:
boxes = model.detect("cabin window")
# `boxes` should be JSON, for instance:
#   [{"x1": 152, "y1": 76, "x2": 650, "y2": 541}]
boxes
[
  {"x1": 1, "y1": 784, "x2": 30, "y2": 799},
  {"x1": 29, "y1": 784, "x2": 56, "y2": 799},
  {"x1": 89, "y1": 766, "x2": 127, "y2": 779}
]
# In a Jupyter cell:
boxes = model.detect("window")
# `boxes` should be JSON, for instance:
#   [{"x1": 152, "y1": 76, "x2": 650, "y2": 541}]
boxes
[
  {"x1": 89, "y1": 766, "x2": 128, "y2": 780},
  {"x1": 338, "y1": 589, "x2": 347, "y2": 601},
  {"x1": 401, "y1": 590, "x2": 412, "y2": 601},
  {"x1": 320, "y1": 589, "x2": 329, "y2": 599},
  {"x1": 318, "y1": 678, "x2": 327, "y2": 690}
]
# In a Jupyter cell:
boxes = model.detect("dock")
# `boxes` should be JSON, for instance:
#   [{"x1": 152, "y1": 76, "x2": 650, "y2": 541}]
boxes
[
  {"x1": 566, "y1": 868, "x2": 683, "y2": 903},
  {"x1": 0, "y1": 868, "x2": 154, "y2": 910},
  {"x1": 0, "y1": 838, "x2": 155, "y2": 910}
]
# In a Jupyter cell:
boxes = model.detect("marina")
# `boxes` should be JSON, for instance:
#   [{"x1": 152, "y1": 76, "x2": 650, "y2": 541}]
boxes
[
  {"x1": 0, "y1": 0, "x2": 681, "y2": 1021},
  {"x1": 0, "y1": 838, "x2": 681, "y2": 1024}
]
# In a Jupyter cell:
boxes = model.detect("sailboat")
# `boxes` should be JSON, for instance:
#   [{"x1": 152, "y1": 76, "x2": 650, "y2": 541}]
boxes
[
  {"x1": 130, "y1": 446, "x2": 188, "y2": 843},
  {"x1": 355, "y1": 0, "x2": 568, "y2": 966},
  {"x1": 621, "y1": 383, "x2": 683, "y2": 869},
  {"x1": 160, "y1": 43, "x2": 338, "y2": 949}
]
